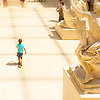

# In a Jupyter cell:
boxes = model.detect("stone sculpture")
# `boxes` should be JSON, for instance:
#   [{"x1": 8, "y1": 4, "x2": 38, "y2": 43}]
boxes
[
  {"x1": 70, "y1": 0, "x2": 100, "y2": 85},
  {"x1": 55, "y1": 0, "x2": 89, "y2": 40},
  {"x1": 60, "y1": 7, "x2": 76, "y2": 28},
  {"x1": 94, "y1": 0, "x2": 100, "y2": 15},
  {"x1": 60, "y1": 0, "x2": 88, "y2": 29}
]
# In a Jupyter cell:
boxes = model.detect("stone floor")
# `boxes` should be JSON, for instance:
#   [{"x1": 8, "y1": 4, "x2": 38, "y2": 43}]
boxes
[{"x1": 0, "y1": 0, "x2": 79, "y2": 100}]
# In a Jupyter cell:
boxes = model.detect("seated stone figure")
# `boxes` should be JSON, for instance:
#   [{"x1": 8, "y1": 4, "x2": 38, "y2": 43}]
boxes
[
  {"x1": 60, "y1": 0, "x2": 88, "y2": 29},
  {"x1": 71, "y1": 0, "x2": 100, "y2": 83}
]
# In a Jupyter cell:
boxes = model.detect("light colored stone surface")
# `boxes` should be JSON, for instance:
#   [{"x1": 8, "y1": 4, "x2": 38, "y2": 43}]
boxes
[
  {"x1": 63, "y1": 68, "x2": 100, "y2": 100},
  {"x1": 55, "y1": 22, "x2": 89, "y2": 40},
  {"x1": 69, "y1": 65, "x2": 100, "y2": 94},
  {"x1": 0, "y1": 1, "x2": 80, "y2": 100},
  {"x1": 60, "y1": 8, "x2": 76, "y2": 29},
  {"x1": 8, "y1": 1, "x2": 21, "y2": 6},
  {"x1": 55, "y1": 22, "x2": 78, "y2": 40}
]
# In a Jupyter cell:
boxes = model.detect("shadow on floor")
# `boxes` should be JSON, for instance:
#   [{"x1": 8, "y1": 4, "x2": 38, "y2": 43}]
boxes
[
  {"x1": 48, "y1": 20, "x2": 58, "y2": 23},
  {"x1": 49, "y1": 26, "x2": 55, "y2": 29},
  {"x1": 6, "y1": 61, "x2": 18, "y2": 66},
  {"x1": 48, "y1": 31, "x2": 61, "y2": 40}
]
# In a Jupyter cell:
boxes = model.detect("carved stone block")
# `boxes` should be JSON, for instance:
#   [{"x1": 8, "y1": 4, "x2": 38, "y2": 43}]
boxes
[
  {"x1": 55, "y1": 22, "x2": 89, "y2": 40},
  {"x1": 69, "y1": 65, "x2": 100, "y2": 94},
  {"x1": 63, "y1": 67, "x2": 100, "y2": 100}
]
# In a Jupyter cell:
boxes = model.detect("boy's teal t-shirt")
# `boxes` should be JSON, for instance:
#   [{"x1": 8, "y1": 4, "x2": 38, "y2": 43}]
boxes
[{"x1": 16, "y1": 44, "x2": 24, "y2": 53}]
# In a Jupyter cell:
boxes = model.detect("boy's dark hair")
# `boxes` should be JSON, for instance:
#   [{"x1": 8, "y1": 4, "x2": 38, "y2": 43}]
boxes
[{"x1": 18, "y1": 38, "x2": 22, "y2": 44}]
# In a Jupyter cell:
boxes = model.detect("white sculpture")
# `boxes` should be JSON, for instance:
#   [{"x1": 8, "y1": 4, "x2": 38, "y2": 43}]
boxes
[
  {"x1": 60, "y1": 0, "x2": 88, "y2": 29},
  {"x1": 71, "y1": 0, "x2": 100, "y2": 84},
  {"x1": 60, "y1": 7, "x2": 76, "y2": 28}
]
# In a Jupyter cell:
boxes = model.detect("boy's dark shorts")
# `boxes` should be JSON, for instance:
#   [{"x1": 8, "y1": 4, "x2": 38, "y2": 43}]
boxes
[{"x1": 17, "y1": 53, "x2": 23, "y2": 58}]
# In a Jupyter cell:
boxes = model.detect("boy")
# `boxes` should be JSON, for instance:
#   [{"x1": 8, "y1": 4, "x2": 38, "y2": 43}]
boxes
[{"x1": 16, "y1": 38, "x2": 26, "y2": 67}]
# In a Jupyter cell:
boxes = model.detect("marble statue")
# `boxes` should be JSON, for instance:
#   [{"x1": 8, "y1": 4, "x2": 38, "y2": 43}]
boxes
[
  {"x1": 60, "y1": 0, "x2": 88, "y2": 29},
  {"x1": 60, "y1": 7, "x2": 76, "y2": 28},
  {"x1": 70, "y1": 0, "x2": 100, "y2": 84}
]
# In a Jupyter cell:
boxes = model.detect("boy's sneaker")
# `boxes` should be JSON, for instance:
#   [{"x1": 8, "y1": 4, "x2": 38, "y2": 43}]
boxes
[
  {"x1": 18, "y1": 62, "x2": 22, "y2": 68},
  {"x1": 20, "y1": 62, "x2": 22, "y2": 66},
  {"x1": 18, "y1": 64, "x2": 22, "y2": 68}
]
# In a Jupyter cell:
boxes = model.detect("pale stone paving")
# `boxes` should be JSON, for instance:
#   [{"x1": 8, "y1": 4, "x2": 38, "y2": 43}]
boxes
[{"x1": 0, "y1": 1, "x2": 79, "y2": 100}]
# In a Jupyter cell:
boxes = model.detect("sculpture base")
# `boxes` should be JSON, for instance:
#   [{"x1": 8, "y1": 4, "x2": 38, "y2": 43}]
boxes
[
  {"x1": 63, "y1": 68, "x2": 100, "y2": 100},
  {"x1": 55, "y1": 22, "x2": 78, "y2": 40},
  {"x1": 69, "y1": 65, "x2": 100, "y2": 94},
  {"x1": 55, "y1": 22, "x2": 89, "y2": 40}
]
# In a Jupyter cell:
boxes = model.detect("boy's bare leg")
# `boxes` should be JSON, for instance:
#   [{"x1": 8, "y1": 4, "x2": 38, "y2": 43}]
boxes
[
  {"x1": 18, "y1": 57, "x2": 20, "y2": 64},
  {"x1": 20, "y1": 57, "x2": 22, "y2": 66}
]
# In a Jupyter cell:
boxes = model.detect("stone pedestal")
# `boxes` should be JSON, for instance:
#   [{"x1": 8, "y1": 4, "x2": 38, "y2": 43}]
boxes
[
  {"x1": 63, "y1": 67, "x2": 100, "y2": 100},
  {"x1": 55, "y1": 23, "x2": 89, "y2": 40},
  {"x1": 55, "y1": 22, "x2": 78, "y2": 40}
]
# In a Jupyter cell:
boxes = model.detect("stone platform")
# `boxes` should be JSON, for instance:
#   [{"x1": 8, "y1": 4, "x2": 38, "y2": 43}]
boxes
[
  {"x1": 55, "y1": 22, "x2": 89, "y2": 40},
  {"x1": 69, "y1": 65, "x2": 100, "y2": 94},
  {"x1": 63, "y1": 68, "x2": 100, "y2": 100}
]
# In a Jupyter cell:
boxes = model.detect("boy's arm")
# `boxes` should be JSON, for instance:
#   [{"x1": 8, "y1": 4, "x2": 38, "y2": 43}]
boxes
[
  {"x1": 24, "y1": 48, "x2": 26, "y2": 54},
  {"x1": 56, "y1": 6, "x2": 59, "y2": 10}
]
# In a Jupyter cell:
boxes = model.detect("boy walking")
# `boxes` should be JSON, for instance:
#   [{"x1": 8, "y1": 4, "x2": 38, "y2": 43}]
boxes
[{"x1": 16, "y1": 38, "x2": 26, "y2": 67}]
